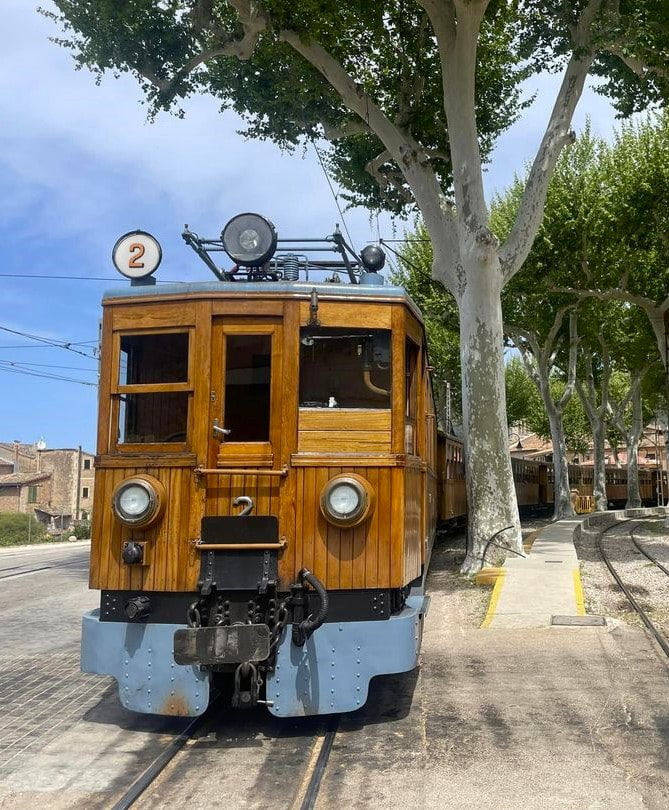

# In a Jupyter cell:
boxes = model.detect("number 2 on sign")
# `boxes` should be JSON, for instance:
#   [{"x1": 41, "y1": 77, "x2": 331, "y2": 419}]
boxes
[{"x1": 128, "y1": 242, "x2": 145, "y2": 268}]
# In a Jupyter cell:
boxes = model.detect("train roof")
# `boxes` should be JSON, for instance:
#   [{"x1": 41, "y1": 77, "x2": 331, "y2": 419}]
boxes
[{"x1": 102, "y1": 280, "x2": 424, "y2": 323}]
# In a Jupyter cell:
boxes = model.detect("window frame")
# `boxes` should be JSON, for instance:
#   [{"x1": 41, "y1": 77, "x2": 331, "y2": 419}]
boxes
[{"x1": 110, "y1": 327, "x2": 193, "y2": 453}]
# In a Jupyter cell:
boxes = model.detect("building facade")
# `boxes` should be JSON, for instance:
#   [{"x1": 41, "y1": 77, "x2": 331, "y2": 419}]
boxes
[{"x1": 0, "y1": 442, "x2": 95, "y2": 531}]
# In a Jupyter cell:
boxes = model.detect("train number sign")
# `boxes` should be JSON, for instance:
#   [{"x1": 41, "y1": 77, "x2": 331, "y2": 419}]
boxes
[{"x1": 112, "y1": 230, "x2": 162, "y2": 279}]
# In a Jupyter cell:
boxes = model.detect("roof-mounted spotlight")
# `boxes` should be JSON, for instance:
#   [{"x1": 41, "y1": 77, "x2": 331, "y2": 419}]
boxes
[
  {"x1": 221, "y1": 213, "x2": 277, "y2": 267},
  {"x1": 359, "y1": 244, "x2": 386, "y2": 286}
]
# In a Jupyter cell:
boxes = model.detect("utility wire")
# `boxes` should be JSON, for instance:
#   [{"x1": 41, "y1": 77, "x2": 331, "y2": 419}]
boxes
[
  {"x1": 0, "y1": 273, "x2": 186, "y2": 284},
  {"x1": 310, "y1": 139, "x2": 356, "y2": 248},
  {"x1": 0, "y1": 363, "x2": 97, "y2": 387},
  {"x1": 0, "y1": 326, "x2": 98, "y2": 359},
  {"x1": 0, "y1": 360, "x2": 99, "y2": 372}
]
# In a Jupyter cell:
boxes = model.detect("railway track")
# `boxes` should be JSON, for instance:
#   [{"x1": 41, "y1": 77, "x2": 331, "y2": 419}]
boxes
[
  {"x1": 597, "y1": 517, "x2": 669, "y2": 658},
  {"x1": 0, "y1": 559, "x2": 85, "y2": 580},
  {"x1": 110, "y1": 702, "x2": 340, "y2": 809}
]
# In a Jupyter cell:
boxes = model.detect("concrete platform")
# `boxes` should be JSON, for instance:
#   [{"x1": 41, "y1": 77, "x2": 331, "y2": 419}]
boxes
[{"x1": 483, "y1": 508, "x2": 668, "y2": 629}]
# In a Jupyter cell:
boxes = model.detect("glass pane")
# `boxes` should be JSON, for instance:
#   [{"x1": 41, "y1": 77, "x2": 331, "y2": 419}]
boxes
[
  {"x1": 120, "y1": 333, "x2": 189, "y2": 385},
  {"x1": 224, "y1": 335, "x2": 271, "y2": 442},
  {"x1": 299, "y1": 329, "x2": 391, "y2": 408},
  {"x1": 118, "y1": 392, "x2": 188, "y2": 443}
]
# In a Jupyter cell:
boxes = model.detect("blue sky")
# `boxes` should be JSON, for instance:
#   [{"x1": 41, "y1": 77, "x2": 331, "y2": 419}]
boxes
[{"x1": 0, "y1": 1, "x2": 622, "y2": 454}]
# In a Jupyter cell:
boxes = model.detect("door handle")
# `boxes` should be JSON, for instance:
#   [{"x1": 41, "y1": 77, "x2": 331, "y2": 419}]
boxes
[{"x1": 212, "y1": 420, "x2": 231, "y2": 440}]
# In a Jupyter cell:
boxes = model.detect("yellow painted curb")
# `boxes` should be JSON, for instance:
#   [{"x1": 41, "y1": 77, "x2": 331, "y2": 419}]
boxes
[
  {"x1": 572, "y1": 567, "x2": 586, "y2": 616},
  {"x1": 480, "y1": 570, "x2": 506, "y2": 629},
  {"x1": 474, "y1": 566, "x2": 505, "y2": 586}
]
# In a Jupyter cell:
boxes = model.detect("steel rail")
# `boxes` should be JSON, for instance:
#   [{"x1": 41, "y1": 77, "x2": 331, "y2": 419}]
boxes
[
  {"x1": 299, "y1": 716, "x2": 340, "y2": 810},
  {"x1": 629, "y1": 526, "x2": 669, "y2": 577},
  {"x1": 597, "y1": 519, "x2": 669, "y2": 658},
  {"x1": 109, "y1": 708, "x2": 213, "y2": 810}
]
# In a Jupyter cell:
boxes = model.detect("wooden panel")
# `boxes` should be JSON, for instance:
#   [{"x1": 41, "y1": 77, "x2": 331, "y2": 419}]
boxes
[
  {"x1": 298, "y1": 409, "x2": 391, "y2": 454},
  {"x1": 298, "y1": 301, "x2": 392, "y2": 329},
  {"x1": 91, "y1": 464, "x2": 202, "y2": 592},
  {"x1": 299, "y1": 409, "x2": 391, "y2": 430},
  {"x1": 212, "y1": 300, "x2": 284, "y2": 317},
  {"x1": 111, "y1": 302, "x2": 196, "y2": 330},
  {"x1": 95, "y1": 454, "x2": 197, "y2": 469},
  {"x1": 403, "y1": 466, "x2": 422, "y2": 583},
  {"x1": 291, "y1": 454, "x2": 402, "y2": 467},
  {"x1": 298, "y1": 433, "x2": 391, "y2": 453}
]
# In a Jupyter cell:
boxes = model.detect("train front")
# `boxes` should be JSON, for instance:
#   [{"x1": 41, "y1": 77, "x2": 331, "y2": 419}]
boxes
[{"x1": 81, "y1": 215, "x2": 435, "y2": 717}]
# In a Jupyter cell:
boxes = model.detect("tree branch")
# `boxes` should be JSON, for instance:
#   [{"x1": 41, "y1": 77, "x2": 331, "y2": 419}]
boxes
[{"x1": 499, "y1": 0, "x2": 604, "y2": 283}]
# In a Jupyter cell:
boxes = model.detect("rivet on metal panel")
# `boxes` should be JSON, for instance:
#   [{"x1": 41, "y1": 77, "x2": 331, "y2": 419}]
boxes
[
  {"x1": 339, "y1": 625, "x2": 343, "y2": 631},
  {"x1": 330, "y1": 702, "x2": 334, "y2": 707},
  {"x1": 331, "y1": 689, "x2": 335, "y2": 694},
  {"x1": 331, "y1": 648, "x2": 335, "y2": 653},
  {"x1": 356, "y1": 686, "x2": 360, "y2": 692},
  {"x1": 276, "y1": 679, "x2": 280, "y2": 684},
  {"x1": 276, "y1": 692, "x2": 280, "y2": 697},
  {"x1": 356, "y1": 673, "x2": 360, "y2": 678},
  {"x1": 356, "y1": 700, "x2": 360, "y2": 705},
  {"x1": 356, "y1": 645, "x2": 360, "y2": 651},
  {"x1": 356, "y1": 659, "x2": 360, "y2": 664},
  {"x1": 148, "y1": 675, "x2": 151, "y2": 680},
  {"x1": 331, "y1": 675, "x2": 335, "y2": 680}
]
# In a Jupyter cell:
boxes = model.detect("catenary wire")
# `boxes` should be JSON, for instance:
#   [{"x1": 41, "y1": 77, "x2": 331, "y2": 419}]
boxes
[
  {"x1": 309, "y1": 139, "x2": 356, "y2": 248},
  {"x1": 0, "y1": 326, "x2": 98, "y2": 359},
  {"x1": 0, "y1": 363, "x2": 97, "y2": 387}
]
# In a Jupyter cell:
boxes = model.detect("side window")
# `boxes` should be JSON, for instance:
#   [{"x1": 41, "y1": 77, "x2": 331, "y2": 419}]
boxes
[
  {"x1": 115, "y1": 332, "x2": 190, "y2": 445},
  {"x1": 299, "y1": 328, "x2": 391, "y2": 408},
  {"x1": 405, "y1": 339, "x2": 419, "y2": 454},
  {"x1": 83, "y1": 459, "x2": 91, "y2": 470}
]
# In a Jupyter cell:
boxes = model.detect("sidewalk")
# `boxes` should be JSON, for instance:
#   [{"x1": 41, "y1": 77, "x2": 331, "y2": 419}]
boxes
[
  {"x1": 482, "y1": 507, "x2": 669, "y2": 629},
  {"x1": 483, "y1": 518, "x2": 584, "y2": 628}
]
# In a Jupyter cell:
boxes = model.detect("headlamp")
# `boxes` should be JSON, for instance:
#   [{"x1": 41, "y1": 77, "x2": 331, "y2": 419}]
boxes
[
  {"x1": 112, "y1": 475, "x2": 165, "y2": 528},
  {"x1": 221, "y1": 213, "x2": 277, "y2": 267},
  {"x1": 319, "y1": 474, "x2": 374, "y2": 528}
]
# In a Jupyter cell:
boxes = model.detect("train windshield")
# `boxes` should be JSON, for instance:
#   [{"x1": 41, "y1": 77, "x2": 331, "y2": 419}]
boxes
[
  {"x1": 299, "y1": 328, "x2": 391, "y2": 409},
  {"x1": 117, "y1": 332, "x2": 190, "y2": 445}
]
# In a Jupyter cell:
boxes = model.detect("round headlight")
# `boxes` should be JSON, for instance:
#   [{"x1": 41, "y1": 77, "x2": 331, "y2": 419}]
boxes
[
  {"x1": 320, "y1": 475, "x2": 375, "y2": 528},
  {"x1": 112, "y1": 475, "x2": 165, "y2": 528},
  {"x1": 221, "y1": 213, "x2": 277, "y2": 267}
]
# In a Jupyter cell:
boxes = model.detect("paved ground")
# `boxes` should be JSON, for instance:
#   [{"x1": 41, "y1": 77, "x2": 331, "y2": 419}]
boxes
[{"x1": 2, "y1": 530, "x2": 669, "y2": 808}]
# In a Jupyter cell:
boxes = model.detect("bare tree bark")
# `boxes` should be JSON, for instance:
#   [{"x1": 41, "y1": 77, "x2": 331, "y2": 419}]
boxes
[
  {"x1": 577, "y1": 345, "x2": 612, "y2": 511},
  {"x1": 507, "y1": 310, "x2": 579, "y2": 520}
]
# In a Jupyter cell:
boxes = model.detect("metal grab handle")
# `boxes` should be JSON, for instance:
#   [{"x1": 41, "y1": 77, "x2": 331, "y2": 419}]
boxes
[
  {"x1": 212, "y1": 419, "x2": 231, "y2": 440},
  {"x1": 193, "y1": 537, "x2": 287, "y2": 551}
]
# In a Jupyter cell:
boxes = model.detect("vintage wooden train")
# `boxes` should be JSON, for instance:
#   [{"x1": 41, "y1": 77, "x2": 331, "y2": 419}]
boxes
[{"x1": 81, "y1": 214, "x2": 664, "y2": 718}]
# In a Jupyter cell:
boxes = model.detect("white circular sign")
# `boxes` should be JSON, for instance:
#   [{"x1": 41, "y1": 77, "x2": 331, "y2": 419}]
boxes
[{"x1": 112, "y1": 231, "x2": 162, "y2": 279}]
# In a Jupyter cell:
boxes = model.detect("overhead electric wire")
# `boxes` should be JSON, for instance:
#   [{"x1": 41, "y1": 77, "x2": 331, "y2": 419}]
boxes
[
  {"x1": 0, "y1": 326, "x2": 98, "y2": 359},
  {"x1": 0, "y1": 363, "x2": 97, "y2": 387},
  {"x1": 310, "y1": 139, "x2": 356, "y2": 248},
  {"x1": 0, "y1": 360, "x2": 99, "y2": 372},
  {"x1": 0, "y1": 273, "x2": 186, "y2": 284}
]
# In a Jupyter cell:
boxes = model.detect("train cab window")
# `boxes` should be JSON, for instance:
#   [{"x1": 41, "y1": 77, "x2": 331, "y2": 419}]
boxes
[
  {"x1": 120, "y1": 333, "x2": 188, "y2": 384},
  {"x1": 299, "y1": 328, "x2": 391, "y2": 408},
  {"x1": 224, "y1": 335, "x2": 271, "y2": 442},
  {"x1": 405, "y1": 339, "x2": 419, "y2": 454},
  {"x1": 115, "y1": 331, "x2": 191, "y2": 446}
]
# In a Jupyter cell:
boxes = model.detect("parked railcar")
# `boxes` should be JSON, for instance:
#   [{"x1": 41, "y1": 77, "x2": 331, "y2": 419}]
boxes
[{"x1": 82, "y1": 215, "x2": 437, "y2": 717}]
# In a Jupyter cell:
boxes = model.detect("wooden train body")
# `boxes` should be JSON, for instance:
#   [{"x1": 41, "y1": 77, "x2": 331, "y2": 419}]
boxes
[{"x1": 82, "y1": 278, "x2": 439, "y2": 717}]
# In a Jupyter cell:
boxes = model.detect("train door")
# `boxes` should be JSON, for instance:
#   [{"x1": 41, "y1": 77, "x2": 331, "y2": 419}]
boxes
[{"x1": 208, "y1": 319, "x2": 284, "y2": 471}]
